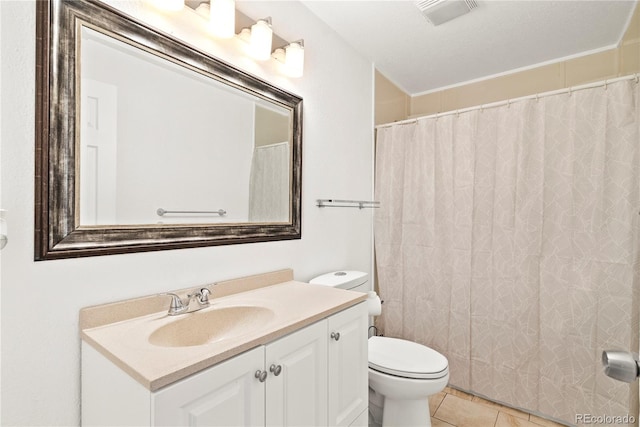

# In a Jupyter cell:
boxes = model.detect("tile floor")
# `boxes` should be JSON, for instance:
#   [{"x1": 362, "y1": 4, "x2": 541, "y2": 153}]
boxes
[{"x1": 428, "y1": 387, "x2": 568, "y2": 427}]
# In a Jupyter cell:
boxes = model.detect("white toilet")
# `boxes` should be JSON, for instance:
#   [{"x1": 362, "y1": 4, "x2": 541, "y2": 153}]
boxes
[{"x1": 310, "y1": 271, "x2": 449, "y2": 427}]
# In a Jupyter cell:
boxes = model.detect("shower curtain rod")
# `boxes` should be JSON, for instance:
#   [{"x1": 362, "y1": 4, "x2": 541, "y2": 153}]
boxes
[{"x1": 375, "y1": 73, "x2": 640, "y2": 129}]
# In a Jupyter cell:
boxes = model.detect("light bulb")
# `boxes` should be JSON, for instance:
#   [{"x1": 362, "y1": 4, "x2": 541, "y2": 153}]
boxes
[
  {"x1": 250, "y1": 18, "x2": 273, "y2": 61},
  {"x1": 209, "y1": 0, "x2": 235, "y2": 39},
  {"x1": 285, "y1": 41, "x2": 304, "y2": 78}
]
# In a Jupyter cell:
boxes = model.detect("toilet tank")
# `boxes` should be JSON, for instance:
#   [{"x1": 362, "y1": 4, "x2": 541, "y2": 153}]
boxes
[{"x1": 309, "y1": 271, "x2": 369, "y2": 293}]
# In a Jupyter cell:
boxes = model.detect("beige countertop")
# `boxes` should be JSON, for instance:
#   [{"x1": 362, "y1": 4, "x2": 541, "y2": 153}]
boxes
[{"x1": 81, "y1": 275, "x2": 366, "y2": 391}]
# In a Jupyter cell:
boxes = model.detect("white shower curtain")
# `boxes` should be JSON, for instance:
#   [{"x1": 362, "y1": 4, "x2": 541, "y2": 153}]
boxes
[
  {"x1": 248, "y1": 141, "x2": 290, "y2": 222},
  {"x1": 375, "y1": 79, "x2": 640, "y2": 424}
]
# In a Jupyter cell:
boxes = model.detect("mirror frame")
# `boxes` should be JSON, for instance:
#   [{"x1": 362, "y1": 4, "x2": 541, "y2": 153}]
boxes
[{"x1": 35, "y1": 0, "x2": 303, "y2": 260}]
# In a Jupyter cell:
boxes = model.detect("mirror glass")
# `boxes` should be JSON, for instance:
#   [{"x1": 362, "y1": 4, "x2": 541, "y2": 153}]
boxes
[
  {"x1": 79, "y1": 26, "x2": 292, "y2": 226},
  {"x1": 34, "y1": 0, "x2": 302, "y2": 260}
]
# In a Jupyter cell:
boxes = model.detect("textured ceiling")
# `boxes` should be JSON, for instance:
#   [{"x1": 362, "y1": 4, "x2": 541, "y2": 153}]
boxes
[{"x1": 300, "y1": 0, "x2": 638, "y2": 95}]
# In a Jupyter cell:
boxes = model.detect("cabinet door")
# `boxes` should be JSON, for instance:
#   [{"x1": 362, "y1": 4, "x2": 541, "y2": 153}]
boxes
[
  {"x1": 265, "y1": 320, "x2": 328, "y2": 427},
  {"x1": 153, "y1": 346, "x2": 264, "y2": 427},
  {"x1": 327, "y1": 302, "x2": 369, "y2": 427}
]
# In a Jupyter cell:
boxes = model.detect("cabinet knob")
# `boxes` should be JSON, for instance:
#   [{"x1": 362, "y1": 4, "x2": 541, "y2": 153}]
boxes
[
  {"x1": 255, "y1": 370, "x2": 268, "y2": 382},
  {"x1": 269, "y1": 364, "x2": 283, "y2": 376},
  {"x1": 330, "y1": 332, "x2": 341, "y2": 341}
]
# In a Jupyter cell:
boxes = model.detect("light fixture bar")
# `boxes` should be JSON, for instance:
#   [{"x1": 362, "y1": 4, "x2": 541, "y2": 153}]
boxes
[{"x1": 169, "y1": 3, "x2": 303, "y2": 77}]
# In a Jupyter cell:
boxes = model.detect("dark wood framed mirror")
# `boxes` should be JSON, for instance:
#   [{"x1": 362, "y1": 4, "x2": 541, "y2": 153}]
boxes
[{"x1": 35, "y1": 0, "x2": 303, "y2": 260}]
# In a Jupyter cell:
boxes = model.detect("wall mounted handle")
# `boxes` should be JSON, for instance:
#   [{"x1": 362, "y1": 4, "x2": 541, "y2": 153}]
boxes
[
  {"x1": 270, "y1": 364, "x2": 282, "y2": 376},
  {"x1": 602, "y1": 350, "x2": 640, "y2": 383},
  {"x1": 316, "y1": 199, "x2": 380, "y2": 209},
  {"x1": 0, "y1": 209, "x2": 7, "y2": 250},
  {"x1": 157, "y1": 208, "x2": 227, "y2": 217},
  {"x1": 330, "y1": 332, "x2": 340, "y2": 341},
  {"x1": 255, "y1": 370, "x2": 268, "y2": 382}
]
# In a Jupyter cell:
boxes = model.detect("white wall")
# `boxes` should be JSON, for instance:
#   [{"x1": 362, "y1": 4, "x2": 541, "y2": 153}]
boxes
[{"x1": 0, "y1": 1, "x2": 374, "y2": 425}]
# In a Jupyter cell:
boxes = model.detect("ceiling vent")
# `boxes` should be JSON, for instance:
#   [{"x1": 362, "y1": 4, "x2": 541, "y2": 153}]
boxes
[{"x1": 415, "y1": 0, "x2": 478, "y2": 26}]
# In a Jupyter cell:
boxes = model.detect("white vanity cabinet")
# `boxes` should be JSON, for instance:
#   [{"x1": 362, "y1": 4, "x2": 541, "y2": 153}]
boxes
[
  {"x1": 153, "y1": 346, "x2": 265, "y2": 426},
  {"x1": 82, "y1": 302, "x2": 368, "y2": 427},
  {"x1": 327, "y1": 302, "x2": 369, "y2": 426},
  {"x1": 265, "y1": 320, "x2": 328, "y2": 426}
]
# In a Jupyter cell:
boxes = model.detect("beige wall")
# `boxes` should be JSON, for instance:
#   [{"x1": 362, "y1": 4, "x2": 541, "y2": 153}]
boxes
[
  {"x1": 255, "y1": 105, "x2": 290, "y2": 147},
  {"x1": 375, "y1": 5, "x2": 640, "y2": 122},
  {"x1": 374, "y1": 70, "x2": 409, "y2": 125}
]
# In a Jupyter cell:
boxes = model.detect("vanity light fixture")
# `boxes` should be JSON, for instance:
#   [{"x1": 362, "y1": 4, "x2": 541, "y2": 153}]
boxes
[
  {"x1": 209, "y1": 0, "x2": 236, "y2": 39},
  {"x1": 272, "y1": 40, "x2": 305, "y2": 78},
  {"x1": 249, "y1": 17, "x2": 273, "y2": 61},
  {"x1": 159, "y1": 3, "x2": 302, "y2": 77},
  {"x1": 154, "y1": 0, "x2": 185, "y2": 12}
]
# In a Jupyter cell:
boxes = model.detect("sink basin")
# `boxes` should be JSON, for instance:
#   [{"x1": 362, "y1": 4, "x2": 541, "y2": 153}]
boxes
[{"x1": 149, "y1": 306, "x2": 275, "y2": 347}]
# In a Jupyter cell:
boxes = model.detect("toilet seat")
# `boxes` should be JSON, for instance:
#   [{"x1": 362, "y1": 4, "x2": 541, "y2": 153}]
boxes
[{"x1": 368, "y1": 336, "x2": 449, "y2": 380}]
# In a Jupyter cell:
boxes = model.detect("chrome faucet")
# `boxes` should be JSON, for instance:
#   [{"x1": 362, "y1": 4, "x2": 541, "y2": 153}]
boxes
[{"x1": 162, "y1": 288, "x2": 211, "y2": 316}]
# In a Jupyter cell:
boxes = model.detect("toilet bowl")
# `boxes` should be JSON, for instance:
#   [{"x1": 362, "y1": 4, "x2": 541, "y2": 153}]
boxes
[
  {"x1": 368, "y1": 336, "x2": 449, "y2": 427},
  {"x1": 309, "y1": 271, "x2": 449, "y2": 427}
]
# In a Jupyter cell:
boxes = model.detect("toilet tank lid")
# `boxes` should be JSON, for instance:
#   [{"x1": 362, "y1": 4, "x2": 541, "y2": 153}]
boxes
[{"x1": 309, "y1": 271, "x2": 368, "y2": 290}]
